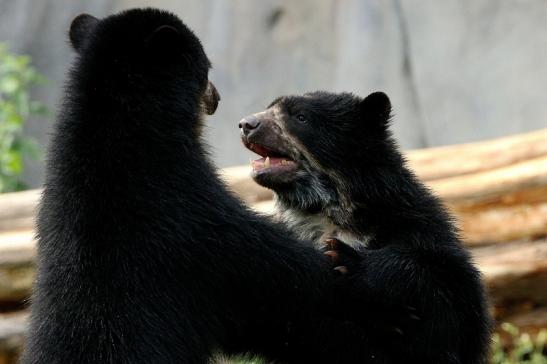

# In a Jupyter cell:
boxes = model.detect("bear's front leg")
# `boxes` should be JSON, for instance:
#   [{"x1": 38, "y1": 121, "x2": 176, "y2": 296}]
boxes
[{"x1": 322, "y1": 237, "x2": 421, "y2": 339}]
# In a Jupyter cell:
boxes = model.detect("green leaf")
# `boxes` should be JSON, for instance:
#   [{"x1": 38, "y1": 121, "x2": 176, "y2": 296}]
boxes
[
  {"x1": 6, "y1": 111, "x2": 23, "y2": 126},
  {"x1": 0, "y1": 75, "x2": 20, "y2": 93},
  {"x1": 17, "y1": 91, "x2": 30, "y2": 117},
  {"x1": 1, "y1": 150, "x2": 23, "y2": 175},
  {"x1": 0, "y1": 42, "x2": 47, "y2": 192}
]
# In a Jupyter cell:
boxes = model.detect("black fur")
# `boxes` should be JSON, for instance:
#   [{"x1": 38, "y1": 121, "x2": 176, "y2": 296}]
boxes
[
  {"x1": 21, "y1": 9, "x2": 377, "y2": 364},
  {"x1": 241, "y1": 91, "x2": 493, "y2": 363}
]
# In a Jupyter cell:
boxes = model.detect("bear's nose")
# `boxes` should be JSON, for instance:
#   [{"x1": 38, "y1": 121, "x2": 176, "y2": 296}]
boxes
[{"x1": 239, "y1": 115, "x2": 261, "y2": 136}]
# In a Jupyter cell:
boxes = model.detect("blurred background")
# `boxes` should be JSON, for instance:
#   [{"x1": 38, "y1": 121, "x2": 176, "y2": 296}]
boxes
[
  {"x1": 0, "y1": 1, "x2": 546, "y2": 363},
  {"x1": 0, "y1": 0, "x2": 546, "y2": 186}
]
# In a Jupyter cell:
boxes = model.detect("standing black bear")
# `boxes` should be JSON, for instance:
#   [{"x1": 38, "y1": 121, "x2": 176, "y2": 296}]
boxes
[
  {"x1": 240, "y1": 91, "x2": 492, "y2": 363},
  {"x1": 21, "y1": 9, "x2": 377, "y2": 364}
]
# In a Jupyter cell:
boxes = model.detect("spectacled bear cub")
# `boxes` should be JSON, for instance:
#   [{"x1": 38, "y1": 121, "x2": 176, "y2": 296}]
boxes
[
  {"x1": 20, "y1": 9, "x2": 380, "y2": 364},
  {"x1": 241, "y1": 91, "x2": 492, "y2": 363}
]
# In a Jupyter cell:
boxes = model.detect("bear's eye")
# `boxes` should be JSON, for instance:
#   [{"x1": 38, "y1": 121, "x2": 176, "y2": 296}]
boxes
[{"x1": 296, "y1": 114, "x2": 307, "y2": 123}]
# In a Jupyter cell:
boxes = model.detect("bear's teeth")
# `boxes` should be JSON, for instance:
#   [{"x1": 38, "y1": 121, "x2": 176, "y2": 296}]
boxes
[{"x1": 264, "y1": 157, "x2": 270, "y2": 167}]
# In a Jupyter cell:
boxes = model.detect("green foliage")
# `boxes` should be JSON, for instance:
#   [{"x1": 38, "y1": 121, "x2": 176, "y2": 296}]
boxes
[
  {"x1": 0, "y1": 43, "x2": 46, "y2": 193},
  {"x1": 492, "y1": 323, "x2": 547, "y2": 364}
]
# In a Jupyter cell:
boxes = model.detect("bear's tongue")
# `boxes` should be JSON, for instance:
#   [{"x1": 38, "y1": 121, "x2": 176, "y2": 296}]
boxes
[
  {"x1": 245, "y1": 142, "x2": 297, "y2": 172},
  {"x1": 251, "y1": 157, "x2": 296, "y2": 171}
]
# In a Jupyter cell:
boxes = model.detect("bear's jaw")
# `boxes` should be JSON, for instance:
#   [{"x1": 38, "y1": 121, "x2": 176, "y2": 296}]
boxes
[
  {"x1": 251, "y1": 156, "x2": 297, "y2": 172},
  {"x1": 243, "y1": 140, "x2": 301, "y2": 184}
]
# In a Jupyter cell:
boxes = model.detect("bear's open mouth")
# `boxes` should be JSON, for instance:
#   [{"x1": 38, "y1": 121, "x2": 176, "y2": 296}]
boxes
[{"x1": 243, "y1": 141, "x2": 298, "y2": 174}]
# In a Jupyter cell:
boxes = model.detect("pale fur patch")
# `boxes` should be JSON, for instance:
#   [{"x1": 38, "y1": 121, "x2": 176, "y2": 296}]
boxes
[{"x1": 275, "y1": 198, "x2": 370, "y2": 250}]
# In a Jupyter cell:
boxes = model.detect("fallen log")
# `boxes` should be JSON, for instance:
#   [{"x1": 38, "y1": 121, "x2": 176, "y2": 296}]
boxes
[
  {"x1": 0, "y1": 312, "x2": 27, "y2": 363},
  {"x1": 254, "y1": 200, "x2": 547, "y2": 246},
  {"x1": 222, "y1": 154, "x2": 547, "y2": 208},
  {"x1": 0, "y1": 231, "x2": 36, "y2": 302},
  {"x1": 429, "y1": 155, "x2": 547, "y2": 205},
  {"x1": 229, "y1": 128, "x2": 547, "y2": 187},
  {"x1": 472, "y1": 239, "x2": 547, "y2": 306},
  {"x1": 407, "y1": 128, "x2": 547, "y2": 181},
  {"x1": 501, "y1": 307, "x2": 547, "y2": 334},
  {"x1": 1, "y1": 173, "x2": 545, "y2": 249},
  {"x1": 0, "y1": 190, "x2": 40, "y2": 233},
  {"x1": 493, "y1": 307, "x2": 547, "y2": 347},
  {"x1": 450, "y1": 185, "x2": 547, "y2": 213},
  {"x1": 1, "y1": 236, "x2": 546, "y2": 363},
  {"x1": 1, "y1": 225, "x2": 546, "y2": 307},
  {"x1": 458, "y1": 202, "x2": 547, "y2": 245},
  {"x1": 221, "y1": 165, "x2": 273, "y2": 205},
  {"x1": 254, "y1": 200, "x2": 547, "y2": 298},
  {"x1": 2, "y1": 131, "x2": 547, "y2": 229}
]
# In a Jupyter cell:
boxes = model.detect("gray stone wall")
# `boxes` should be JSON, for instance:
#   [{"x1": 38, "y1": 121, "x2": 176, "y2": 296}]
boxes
[{"x1": 1, "y1": 0, "x2": 546, "y2": 187}]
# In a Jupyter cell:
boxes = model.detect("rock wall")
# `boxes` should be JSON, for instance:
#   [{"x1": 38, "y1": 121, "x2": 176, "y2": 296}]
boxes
[{"x1": 0, "y1": 0, "x2": 546, "y2": 186}]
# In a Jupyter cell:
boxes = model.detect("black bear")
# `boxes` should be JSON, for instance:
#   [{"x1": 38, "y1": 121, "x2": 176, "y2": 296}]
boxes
[
  {"x1": 21, "y1": 9, "x2": 377, "y2": 364},
  {"x1": 240, "y1": 91, "x2": 492, "y2": 363}
]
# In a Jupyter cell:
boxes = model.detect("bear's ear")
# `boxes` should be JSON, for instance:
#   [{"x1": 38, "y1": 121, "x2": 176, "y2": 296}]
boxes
[
  {"x1": 145, "y1": 25, "x2": 180, "y2": 50},
  {"x1": 358, "y1": 91, "x2": 392, "y2": 130},
  {"x1": 203, "y1": 81, "x2": 221, "y2": 115},
  {"x1": 69, "y1": 14, "x2": 99, "y2": 53}
]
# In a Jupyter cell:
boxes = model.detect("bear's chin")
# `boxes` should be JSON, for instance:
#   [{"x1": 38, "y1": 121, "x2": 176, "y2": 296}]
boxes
[{"x1": 251, "y1": 165, "x2": 301, "y2": 190}]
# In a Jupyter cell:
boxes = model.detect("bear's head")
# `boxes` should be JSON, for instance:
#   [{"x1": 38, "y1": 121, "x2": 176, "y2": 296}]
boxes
[
  {"x1": 68, "y1": 8, "x2": 220, "y2": 115},
  {"x1": 240, "y1": 91, "x2": 396, "y2": 211}
]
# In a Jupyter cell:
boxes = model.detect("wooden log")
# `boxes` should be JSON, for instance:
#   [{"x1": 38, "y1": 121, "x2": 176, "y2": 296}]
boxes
[
  {"x1": 8, "y1": 160, "x2": 547, "y2": 241},
  {"x1": 244, "y1": 155, "x2": 547, "y2": 208},
  {"x1": 0, "y1": 231, "x2": 36, "y2": 302},
  {"x1": 253, "y1": 205, "x2": 547, "y2": 305},
  {"x1": 0, "y1": 233, "x2": 546, "y2": 364},
  {"x1": 407, "y1": 127, "x2": 547, "y2": 181},
  {"x1": 230, "y1": 128, "x2": 547, "y2": 185},
  {"x1": 220, "y1": 165, "x2": 273, "y2": 204},
  {"x1": 2, "y1": 130, "x2": 547, "y2": 227},
  {"x1": 221, "y1": 155, "x2": 547, "y2": 208},
  {"x1": 472, "y1": 239, "x2": 547, "y2": 306},
  {"x1": 0, "y1": 312, "x2": 27, "y2": 364},
  {"x1": 458, "y1": 202, "x2": 547, "y2": 245},
  {"x1": 500, "y1": 307, "x2": 547, "y2": 334},
  {"x1": 449, "y1": 185, "x2": 547, "y2": 213},
  {"x1": 493, "y1": 307, "x2": 547, "y2": 346},
  {"x1": 2, "y1": 163, "x2": 544, "y2": 249},
  {"x1": 0, "y1": 190, "x2": 40, "y2": 233},
  {"x1": 223, "y1": 128, "x2": 547, "y2": 204},
  {"x1": 429, "y1": 155, "x2": 547, "y2": 205},
  {"x1": 253, "y1": 200, "x2": 547, "y2": 246},
  {"x1": 1, "y1": 226, "x2": 546, "y2": 306}
]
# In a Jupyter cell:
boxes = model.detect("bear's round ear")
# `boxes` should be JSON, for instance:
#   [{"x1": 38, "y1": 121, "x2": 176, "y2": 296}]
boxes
[
  {"x1": 145, "y1": 25, "x2": 180, "y2": 49},
  {"x1": 69, "y1": 14, "x2": 99, "y2": 53},
  {"x1": 359, "y1": 91, "x2": 392, "y2": 129},
  {"x1": 203, "y1": 81, "x2": 221, "y2": 115}
]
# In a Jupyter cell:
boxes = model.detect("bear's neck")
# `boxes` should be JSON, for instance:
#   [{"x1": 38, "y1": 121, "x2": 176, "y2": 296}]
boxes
[
  {"x1": 329, "y1": 163, "x2": 457, "y2": 246},
  {"x1": 274, "y1": 200, "x2": 370, "y2": 249},
  {"x1": 275, "y1": 163, "x2": 456, "y2": 248}
]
